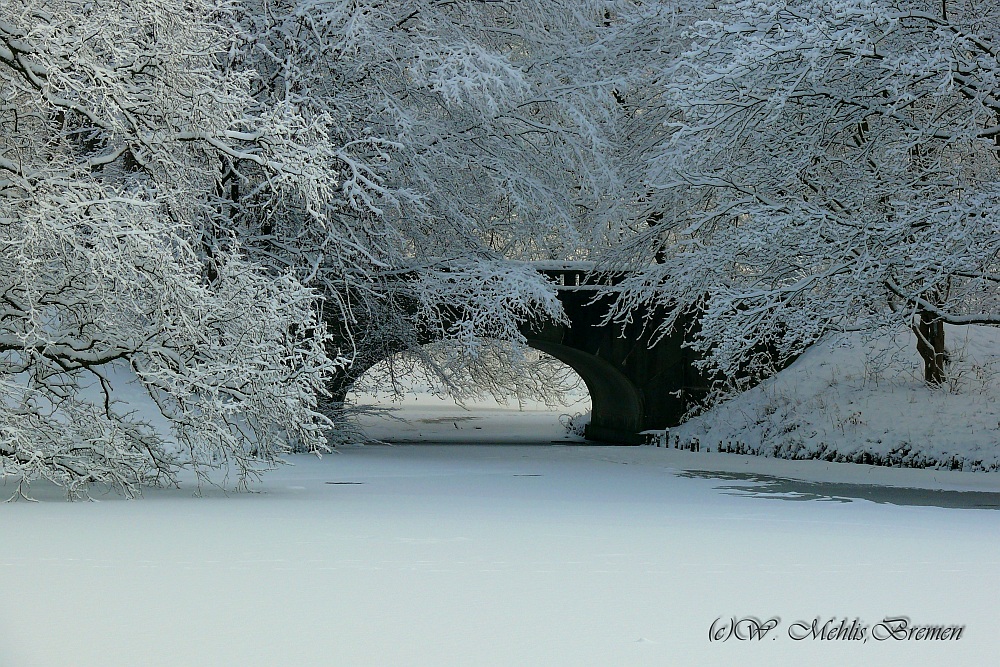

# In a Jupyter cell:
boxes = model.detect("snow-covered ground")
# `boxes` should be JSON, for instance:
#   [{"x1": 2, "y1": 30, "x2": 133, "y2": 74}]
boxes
[
  {"x1": 4, "y1": 345, "x2": 999, "y2": 666},
  {"x1": 670, "y1": 324, "x2": 1000, "y2": 471},
  {"x1": 3, "y1": 400, "x2": 999, "y2": 666}
]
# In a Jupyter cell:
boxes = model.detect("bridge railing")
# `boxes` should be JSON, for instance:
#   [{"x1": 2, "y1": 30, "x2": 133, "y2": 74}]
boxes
[{"x1": 530, "y1": 266, "x2": 629, "y2": 291}]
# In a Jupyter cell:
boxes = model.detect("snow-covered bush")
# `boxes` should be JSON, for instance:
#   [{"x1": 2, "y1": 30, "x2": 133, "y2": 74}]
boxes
[
  {"x1": 0, "y1": 205, "x2": 335, "y2": 495},
  {"x1": 560, "y1": 410, "x2": 592, "y2": 438}
]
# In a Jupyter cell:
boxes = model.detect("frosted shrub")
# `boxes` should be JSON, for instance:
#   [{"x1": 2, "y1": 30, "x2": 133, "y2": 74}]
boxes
[{"x1": 560, "y1": 410, "x2": 592, "y2": 437}]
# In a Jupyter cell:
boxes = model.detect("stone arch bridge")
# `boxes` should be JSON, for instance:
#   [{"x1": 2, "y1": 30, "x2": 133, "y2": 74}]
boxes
[
  {"x1": 517, "y1": 265, "x2": 706, "y2": 444},
  {"x1": 331, "y1": 264, "x2": 708, "y2": 445}
]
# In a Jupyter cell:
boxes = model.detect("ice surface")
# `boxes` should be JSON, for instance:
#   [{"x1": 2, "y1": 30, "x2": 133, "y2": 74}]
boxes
[
  {"x1": 4, "y1": 344, "x2": 998, "y2": 666},
  {"x1": 352, "y1": 378, "x2": 590, "y2": 445},
  {"x1": 2, "y1": 416, "x2": 998, "y2": 666}
]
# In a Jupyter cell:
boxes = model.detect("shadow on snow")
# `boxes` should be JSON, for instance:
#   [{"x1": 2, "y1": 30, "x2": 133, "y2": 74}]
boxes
[{"x1": 677, "y1": 469, "x2": 1000, "y2": 510}]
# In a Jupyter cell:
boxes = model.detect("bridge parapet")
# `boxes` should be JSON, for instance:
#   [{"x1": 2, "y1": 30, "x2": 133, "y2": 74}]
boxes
[{"x1": 524, "y1": 261, "x2": 628, "y2": 291}]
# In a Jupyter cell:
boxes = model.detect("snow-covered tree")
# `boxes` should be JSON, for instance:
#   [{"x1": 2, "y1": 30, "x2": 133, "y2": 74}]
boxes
[
  {"x1": 1, "y1": 0, "x2": 338, "y2": 495},
  {"x1": 355, "y1": 341, "x2": 586, "y2": 409},
  {"x1": 606, "y1": 0, "x2": 1000, "y2": 388},
  {"x1": 220, "y1": 0, "x2": 624, "y2": 402}
]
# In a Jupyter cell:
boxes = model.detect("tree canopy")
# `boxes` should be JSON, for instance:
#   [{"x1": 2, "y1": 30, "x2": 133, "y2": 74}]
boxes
[
  {"x1": 605, "y1": 0, "x2": 1000, "y2": 387},
  {"x1": 3, "y1": 0, "x2": 999, "y2": 494}
]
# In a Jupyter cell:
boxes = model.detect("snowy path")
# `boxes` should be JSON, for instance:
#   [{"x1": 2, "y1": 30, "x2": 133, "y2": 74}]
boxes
[{"x1": 3, "y1": 438, "x2": 999, "y2": 666}]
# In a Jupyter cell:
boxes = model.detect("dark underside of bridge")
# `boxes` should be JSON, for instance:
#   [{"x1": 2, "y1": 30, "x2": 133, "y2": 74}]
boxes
[
  {"x1": 522, "y1": 277, "x2": 706, "y2": 445},
  {"x1": 324, "y1": 267, "x2": 711, "y2": 446}
]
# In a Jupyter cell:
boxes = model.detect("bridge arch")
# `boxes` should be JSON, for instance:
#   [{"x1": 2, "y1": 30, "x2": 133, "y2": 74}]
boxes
[
  {"x1": 333, "y1": 336, "x2": 647, "y2": 444},
  {"x1": 525, "y1": 338, "x2": 643, "y2": 444},
  {"x1": 324, "y1": 264, "x2": 708, "y2": 444}
]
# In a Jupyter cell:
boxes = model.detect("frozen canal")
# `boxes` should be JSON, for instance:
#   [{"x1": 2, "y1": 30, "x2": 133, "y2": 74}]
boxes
[{"x1": 2, "y1": 407, "x2": 998, "y2": 666}]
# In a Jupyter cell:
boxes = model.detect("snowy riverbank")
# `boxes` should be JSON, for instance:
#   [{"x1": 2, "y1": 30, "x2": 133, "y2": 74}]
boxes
[{"x1": 664, "y1": 324, "x2": 1000, "y2": 472}]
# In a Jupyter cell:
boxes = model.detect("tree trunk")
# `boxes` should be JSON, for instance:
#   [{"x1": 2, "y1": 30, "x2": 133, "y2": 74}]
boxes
[{"x1": 913, "y1": 309, "x2": 947, "y2": 385}]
